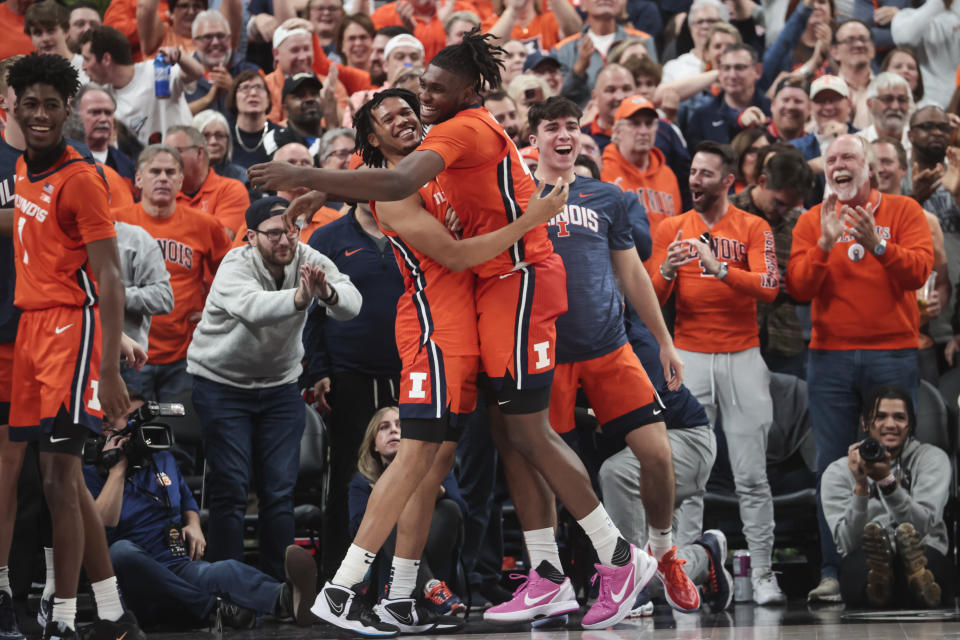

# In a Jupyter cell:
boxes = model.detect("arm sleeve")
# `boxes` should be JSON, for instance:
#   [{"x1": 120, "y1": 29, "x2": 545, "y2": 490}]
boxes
[
  {"x1": 176, "y1": 465, "x2": 200, "y2": 514},
  {"x1": 720, "y1": 219, "x2": 779, "y2": 302},
  {"x1": 608, "y1": 195, "x2": 636, "y2": 252},
  {"x1": 311, "y1": 34, "x2": 374, "y2": 93},
  {"x1": 786, "y1": 207, "x2": 832, "y2": 301},
  {"x1": 205, "y1": 217, "x2": 233, "y2": 273},
  {"x1": 624, "y1": 191, "x2": 652, "y2": 261},
  {"x1": 884, "y1": 446, "x2": 951, "y2": 540},
  {"x1": 647, "y1": 220, "x2": 677, "y2": 304},
  {"x1": 891, "y1": 0, "x2": 943, "y2": 45},
  {"x1": 301, "y1": 245, "x2": 363, "y2": 321},
  {"x1": 875, "y1": 201, "x2": 934, "y2": 290},
  {"x1": 209, "y1": 254, "x2": 303, "y2": 326},
  {"x1": 821, "y1": 461, "x2": 869, "y2": 556},
  {"x1": 125, "y1": 226, "x2": 174, "y2": 316},
  {"x1": 213, "y1": 180, "x2": 251, "y2": 236},
  {"x1": 760, "y1": 2, "x2": 812, "y2": 91},
  {"x1": 418, "y1": 118, "x2": 502, "y2": 171},
  {"x1": 302, "y1": 304, "x2": 331, "y2": 383}
]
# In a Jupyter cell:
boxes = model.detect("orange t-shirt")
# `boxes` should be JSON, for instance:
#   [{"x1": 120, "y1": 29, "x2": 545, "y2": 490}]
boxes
[
  {"x1": 13, "y1": 147, "x2": 115, "y2": 311},
  {"x1": 601, "y1": 143, "x2": 681, "y2": 238},
  {"x1": 0, "y1": 3, "x2": 35, "y2": 61},
  {"x1": 176, "y1": 168, "x2": 249, "y2": 237},
  {"x1": 103, "y1": 0, "x2": 186, "y2": 62},
  {"x1": 787, "y1": 190, "x2": 934, "y2": 351},
  {"x1": 648, "y1": 204, "x2": 779, "y2": 353},
  {"x1": 372, "y1": 179, "x2": 479, "y2": 357},
  {"x1": 99, "y1": 162, "x2": 135, "y2": 212},
  {"x1": 115, "y1": 203, "x2": 231, "y2": 363},
  {"x1": 371, "y1": 2, "x2": 477, "y2": 62},
  {"x1": 416, "y1": 106, "x2": 553, "y2": 279},
  {"x1": 481, "y1": 11, "x2": 561, "y2": 52}
]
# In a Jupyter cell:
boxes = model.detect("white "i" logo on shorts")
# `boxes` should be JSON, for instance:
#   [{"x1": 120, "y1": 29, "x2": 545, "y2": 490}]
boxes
[
  {"x1": 408, "y1": 372, "x2": 428, "y2": 399},
  {"x1": 533, "y1": 342, "x2": 551, "y2": 370}
]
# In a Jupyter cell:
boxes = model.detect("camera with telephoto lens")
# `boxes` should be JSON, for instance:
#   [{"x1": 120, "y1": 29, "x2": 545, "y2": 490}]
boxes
[
  {"x1": 858, "y1": 436, "x2": 888, "y2": 464},
  {"x1": 84, "y1": 402, "x2": 182, "y2": 473}
]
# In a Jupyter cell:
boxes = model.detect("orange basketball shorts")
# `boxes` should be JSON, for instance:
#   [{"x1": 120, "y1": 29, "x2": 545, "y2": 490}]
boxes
[
  {"x1": 9, "y1": 306, "x2": 104, "y2": 441},
  {"x1": 549, "y1": 342, "x2": 664, "y2": 438},
  {"x1": 475, "y1": 253, "x2": 568, "y2": 392},
  {"x1": 398, "y1": 337, "x2": 480, "y2": 433}
]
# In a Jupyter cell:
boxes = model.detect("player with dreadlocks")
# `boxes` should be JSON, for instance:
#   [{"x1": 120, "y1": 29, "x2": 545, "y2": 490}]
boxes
[
  {"x1": 252, "y1": 32, "x2": 660, "y2": 630},
  {"x1": 313, "y1": 87, "x2": 567, "y2": 636},
  {"x1": 4, "y1": 53, "x2": 145, "y2": 640}
]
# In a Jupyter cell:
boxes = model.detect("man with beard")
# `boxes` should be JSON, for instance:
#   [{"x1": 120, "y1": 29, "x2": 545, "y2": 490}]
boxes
[
  {"x1": 861, "y1": 73, "x2": 913, "y2": 152},
  {"x1": 650, "y1": 141, "x2": 784, "y2": 605},
  {"x1": 187, "y1": 196, "x2": 361, "y2": 583},
  {"x1": 279, "y1": 73, "x2": 325, "y2": 157},
  {"x1": 484, "y1": 90, "x2": 523, "y2": 146},
  {"x1": 905, "y1": 106, "x2": 959, "y2": 373},
  {"x1": 186, "y1": 10, "x2": 258, "y2": 118},
  {"x1": 66, "y1": 2, "x2": 100, "y2": 53},
  {"x1": 787, "y1": 133, "x2": 934, "y2": 604}
]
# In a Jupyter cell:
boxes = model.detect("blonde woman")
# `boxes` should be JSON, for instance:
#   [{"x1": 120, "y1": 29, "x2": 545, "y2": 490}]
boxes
[{"x1": 348, "y1": 407, "x2": 468, "y2": 617}]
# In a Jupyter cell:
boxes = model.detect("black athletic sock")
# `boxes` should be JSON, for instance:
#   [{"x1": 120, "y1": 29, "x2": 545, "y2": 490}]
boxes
[
  {"x1": 535, "y1": 560, "x2": 565, "y2": 584},
  {"x1": 611, "y1": 537, "x2": 632, "y2": 567}
]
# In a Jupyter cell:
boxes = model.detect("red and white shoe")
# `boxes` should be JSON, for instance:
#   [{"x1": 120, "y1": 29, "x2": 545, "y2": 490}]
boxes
[
  {"x1": 649, "y1": 545, "x2": 701, "y2": 612},
  {"x1": 582, "y1": 542, "x2": 657, "y2": 630},
  {"x1": 484, "y1": 566, "x2": 579, "y2": 624}
]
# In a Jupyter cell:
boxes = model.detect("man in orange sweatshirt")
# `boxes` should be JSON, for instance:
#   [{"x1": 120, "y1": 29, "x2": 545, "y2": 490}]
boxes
[
  {"x1": 601, "y1": 96, "x2": 682, "y2": 238},
  {"x1": 787, "y1": 133, "x2": 934, "y2": 603}
]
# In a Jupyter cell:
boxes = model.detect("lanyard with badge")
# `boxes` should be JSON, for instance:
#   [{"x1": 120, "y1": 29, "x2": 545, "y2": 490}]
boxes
[{"x1": 126, "y1": 462, "x2": 188, "y2": 558}]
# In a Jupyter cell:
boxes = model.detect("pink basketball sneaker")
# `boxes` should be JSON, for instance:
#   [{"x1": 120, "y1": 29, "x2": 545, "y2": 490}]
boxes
[
  {"x1": 484, "y1": 563, "x2": 579, "y2": 624},
  {"x1": 582, "y1": 542, "x2": 657, "y2": 629}
]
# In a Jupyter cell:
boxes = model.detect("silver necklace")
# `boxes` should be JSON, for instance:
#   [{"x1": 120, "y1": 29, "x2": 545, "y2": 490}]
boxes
[{"x1": 235, "y1": 120, "x2": 268, "y2": 152}]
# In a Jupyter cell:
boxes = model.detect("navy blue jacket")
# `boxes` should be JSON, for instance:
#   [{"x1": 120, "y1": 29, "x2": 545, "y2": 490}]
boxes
[
  {"x1": 304, "y1": 210, "x2": 403, "y2": 383},
  {"x1": 684, "y1": 90, "x2": 772, "y2": 151},
  {"x1": 185, "y1": 52, "x2": 261, "y2": 118},
  {"x1": 348, "y1": 470, "x2": 466, "y2": 537}
]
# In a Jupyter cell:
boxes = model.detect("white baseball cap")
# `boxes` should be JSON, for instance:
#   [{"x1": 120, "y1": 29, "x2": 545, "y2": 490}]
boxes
[{"x1": 273, "y1": 26, "x2": 312, "y2": 50}]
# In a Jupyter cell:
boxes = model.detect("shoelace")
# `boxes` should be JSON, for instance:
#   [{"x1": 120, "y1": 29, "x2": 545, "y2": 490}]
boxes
[
  {"x1": 426, "y1": 582, "x2": 453, "y2": 604},
  {"x1": 589, "y1": 564, "x2": 613, "y2": 601},
  {"x1": 661, "y1": 549, "x2": 688, "y2": 586},
  {"x1": 506, "y1": 573, "x2": 532, "y2": 598}
]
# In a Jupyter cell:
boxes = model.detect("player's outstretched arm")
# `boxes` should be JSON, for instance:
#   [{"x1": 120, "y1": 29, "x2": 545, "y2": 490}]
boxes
[
  {"x1": 377, "y1": 179, "x2": 568, "y2": 272},
  {"x1": 248, "y1": 150, "x2": 446, "y2": 202},
  {"x1": 612, "y1": 247, "x2": 684, "y2": 390},
  {"x1": 87, "y1": 237, "x2": 131, "y2": 421}
]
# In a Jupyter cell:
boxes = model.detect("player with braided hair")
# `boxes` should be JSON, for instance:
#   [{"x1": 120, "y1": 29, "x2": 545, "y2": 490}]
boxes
[
  {"x1": 4, "y1": 53, "x2": 145, "y2": 640},
  {"x1": 312, "y1": 87, "x2": 570, "y2": 636},
  {"x1": 252, "y1": 31, "x2": 660, "y2": 631}
]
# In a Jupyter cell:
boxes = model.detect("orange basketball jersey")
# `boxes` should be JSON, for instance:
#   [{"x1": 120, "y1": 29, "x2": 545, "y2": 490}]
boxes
[
  {"x1": 13, "y1": 145, "x2": 116, "y2": 311},
  {"x1": 416, "y1": 106, "x2": 554, "y2": 279},
  {"x1": 371, "y1": 179, "x2": 479, "y2": 358}
]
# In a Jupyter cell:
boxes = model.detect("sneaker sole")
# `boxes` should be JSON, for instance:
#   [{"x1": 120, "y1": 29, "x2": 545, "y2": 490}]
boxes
[
  {"x1": 483, "y1": 599, "x2": 580, "y2": 624},
  {"x1": 311, "y1": 591, "x2": 398, "y2": 638},
  {"x1": 896, "y1": 523, "x2": 942, "y2": 607},
  {"x1": 285, "y1": 545, "x2": 318, "y2": 627},
  {"x1": 698, "y1": 530, "x2": 732, "y2": 613},
  {"x1": 864, "y1": 523, "x2": 894, "y2": 608},
  {"x1": 582, "y1": 549, "x2": 658, "y2": 630}
]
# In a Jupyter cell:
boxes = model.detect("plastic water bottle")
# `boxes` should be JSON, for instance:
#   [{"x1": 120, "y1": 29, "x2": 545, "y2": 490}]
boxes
[{"x1": 154, "y1": 53, "x2": 171, "y2": 99}]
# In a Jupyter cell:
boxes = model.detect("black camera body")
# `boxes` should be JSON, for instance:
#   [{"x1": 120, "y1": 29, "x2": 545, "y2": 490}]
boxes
[
  {"x1": 85, "y1": 402, "x2": 182, "y2": 473},
  {"x1": 858, "y1": 436, "x2": 888, "y2": 464}
]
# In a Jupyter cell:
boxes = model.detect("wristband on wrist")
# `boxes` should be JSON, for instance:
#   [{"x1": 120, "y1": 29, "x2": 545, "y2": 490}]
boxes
[
  {"x1": 659, "y1": 263, "x2": 675, "y2": 281},
  {"x1": 878, "y1": 472, "x2": 896, "y2": 487},
  {"x1": 319, "y1": 286, "x2": 337, "y2": 304}
]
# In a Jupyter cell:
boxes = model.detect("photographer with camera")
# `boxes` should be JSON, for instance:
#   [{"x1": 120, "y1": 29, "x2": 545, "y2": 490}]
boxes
[
  {"x1": 83, "y1": 392, "x2": 318, "y2": 630},
  {"x1": 820, "y1": 385, "x2": 953, "y2": 608}
]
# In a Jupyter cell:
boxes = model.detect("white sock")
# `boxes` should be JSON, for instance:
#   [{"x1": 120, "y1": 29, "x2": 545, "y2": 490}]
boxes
[
  {"x1": 578, "y1": 504, "x2": 623, "y2": 566},
  {"x1": 332, "y1": 544, "x2": 376, "y2": 589},
  {"x1": 91, "y1": 576, "x2": 124, "y2": 622},
  {"x1": 387, "y1": 557, "x2": 419, "y2": 600},
  {"x1": 0, "y1": 566, "x2": 10, "y2": 597},
  {"x1": 647, "y1": 526, "x2": 673, "y2": 560},
  {"x1": 523, "y1": 528, "x2": 562, "y2": 571},
  {"x1": 43, "y1": 547, "x2": 55, "y2": 600},
  {"x1": 52, "y1": 597, "x2": 77, "y2": 630}
]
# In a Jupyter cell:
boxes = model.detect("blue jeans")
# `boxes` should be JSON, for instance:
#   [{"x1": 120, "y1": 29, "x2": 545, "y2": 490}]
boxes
[
  {"x1": 807, "y1": 348, "x2": 919, "y2": 578},
  {"x1": 124, "y1": 359, "x2": 193, "y2": 402},
  {"x1": 110, "y1": 539, "x2": 283, "y2": 628},
  {"x1": 192, "y1": 376, "x2": 305, "y2": 580}
]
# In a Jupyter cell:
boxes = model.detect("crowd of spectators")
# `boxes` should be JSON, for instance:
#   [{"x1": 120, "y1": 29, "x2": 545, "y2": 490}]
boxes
[{"x1": 4, "y1": 0, "x2": 960, "y2": 630}]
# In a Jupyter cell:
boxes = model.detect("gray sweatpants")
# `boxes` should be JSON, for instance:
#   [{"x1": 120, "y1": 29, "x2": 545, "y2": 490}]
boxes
[
  {"x1": 598, "y1": 425, "x2": 716, "y2": 587},
  {"x1": 678, "y1": 347, "x2": 775, "y2": 569}
]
